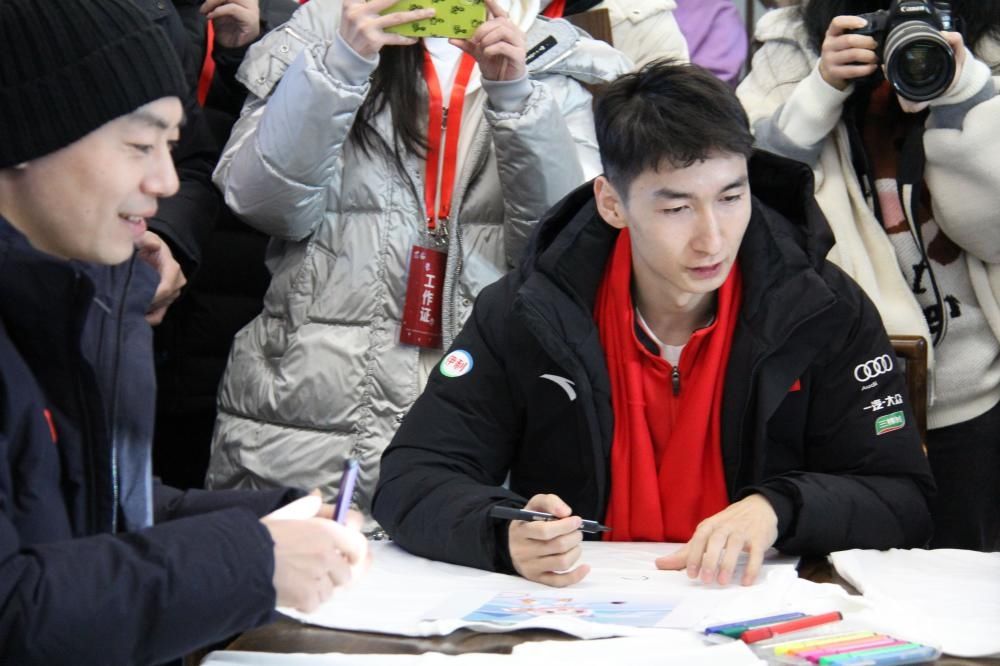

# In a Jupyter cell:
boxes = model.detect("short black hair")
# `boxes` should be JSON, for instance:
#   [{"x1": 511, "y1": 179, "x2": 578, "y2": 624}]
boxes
[{"x1": 594, "y1": 59, "x2": 754, "y2": 195}]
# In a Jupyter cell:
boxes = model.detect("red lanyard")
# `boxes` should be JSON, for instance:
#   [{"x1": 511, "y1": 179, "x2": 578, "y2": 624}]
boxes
[
  {"x1": 422, "y1": 49, "x2": 476, "y2": 233},
  {"x1": 542, "y1": 0, "x2": 566, "y2": 17},
  {"x1": 196, "y1": 20, "x2": 216, "y2": 106}
]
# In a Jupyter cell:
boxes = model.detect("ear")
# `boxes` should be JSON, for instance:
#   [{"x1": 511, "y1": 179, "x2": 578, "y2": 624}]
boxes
[{"x1": 594, "y1": 176, "x2": 627, "y2": 230}]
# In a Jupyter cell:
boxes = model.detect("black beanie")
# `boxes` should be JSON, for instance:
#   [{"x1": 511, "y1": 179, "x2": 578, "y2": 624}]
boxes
[{"x1": 0, "y1": 0, "x2": 188, "y2": 169}]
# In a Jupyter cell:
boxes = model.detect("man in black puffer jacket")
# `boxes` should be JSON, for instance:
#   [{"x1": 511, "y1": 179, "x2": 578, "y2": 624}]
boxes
[{"x1": 374, "y1": 61, "x2": 934, "y2": 588}]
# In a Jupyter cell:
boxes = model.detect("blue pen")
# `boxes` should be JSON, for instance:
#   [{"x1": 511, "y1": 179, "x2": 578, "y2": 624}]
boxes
[
  {"x1": 828, "y1": 645, "x2": 939, "y2": 666},
  {"x1": 332, "y1": 458, "x2": 360, "y2": 524},
  {"x1": 704, "y1": 612, "x2": 807, "y2": 635}
]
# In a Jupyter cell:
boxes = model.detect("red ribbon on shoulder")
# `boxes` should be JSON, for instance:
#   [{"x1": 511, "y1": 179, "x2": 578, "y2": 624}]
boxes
[{"x1": 542, "y1": 0, "x2": 567, "y2": 18}]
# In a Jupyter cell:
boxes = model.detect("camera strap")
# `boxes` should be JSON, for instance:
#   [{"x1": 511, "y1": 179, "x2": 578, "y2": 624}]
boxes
[
  {"x1": 847, "y1": 92, "x2": 946, "y2": 344},
  {"x1": 845, "y1": 91, "x2": 885, "y2": 225},
  {"x1": 897, "y1": 118, "x2": 947, "y2": 344}
]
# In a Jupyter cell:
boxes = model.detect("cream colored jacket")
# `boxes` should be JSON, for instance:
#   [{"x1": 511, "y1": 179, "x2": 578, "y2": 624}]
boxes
[
  {"x1": 738, "y1": 7, "x2": 1000, "y2": 423},
  {"x1": 592, "y1": 0, "x2": 689, "y2": 67}
]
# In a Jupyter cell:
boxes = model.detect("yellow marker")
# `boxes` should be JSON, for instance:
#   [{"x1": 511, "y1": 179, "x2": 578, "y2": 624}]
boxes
[{"x1": 771, "y1": 631, "x2": 878, "y2": 655}]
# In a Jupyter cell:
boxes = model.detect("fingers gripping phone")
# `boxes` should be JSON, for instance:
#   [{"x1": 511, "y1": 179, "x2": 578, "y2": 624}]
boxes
[{"x1": 382, "y1": 0, "x2": 487, "y2": 39}]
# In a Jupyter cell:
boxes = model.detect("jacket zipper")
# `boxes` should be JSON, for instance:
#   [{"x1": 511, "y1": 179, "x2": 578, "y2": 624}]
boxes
[
  {"x1": 671, "y1": 365, "x2": 681, "y2": 396},
  {"x1": 443, "y1": 120, "x2": 491, "y2": 347},
  {"x1": 106, "y1": 260, "x2": 136, "y2": 532}
]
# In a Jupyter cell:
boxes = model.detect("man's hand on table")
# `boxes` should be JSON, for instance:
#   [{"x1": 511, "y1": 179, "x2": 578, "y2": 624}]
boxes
[
  {"x1": 655, "y1": 493, "x2": 779, "y2": 586},
  {"x1": 509, "y1": 494, "x2": 591, "y2": 587}
]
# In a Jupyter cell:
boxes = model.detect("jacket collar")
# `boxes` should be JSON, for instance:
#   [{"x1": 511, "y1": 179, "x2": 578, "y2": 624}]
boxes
[
  {"x1": 0, "y1": 217, "x2": 157, "y2": 327},
  {"x1": 0, "y1": 217, "x2": 93, "y2": 348}
]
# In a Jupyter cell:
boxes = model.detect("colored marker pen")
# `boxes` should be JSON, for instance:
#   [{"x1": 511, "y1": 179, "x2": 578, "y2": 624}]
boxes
[
  {"x1": 741, "y1": 611, "x2": 844, "y2": 644},
  {"x1": 772, "y1": 631, "x2": 878, "y2": 655},
  {"x1": 819, "y1": 642, "x2": 921, "y2": 665},
  {"x1": 332, "y1": 458, "x2": 360, "y2": 524},
  {"x1": 705, "y1": 612, "x2": 807, "y2": 636},
  {"x1": 795, "y1": 636, "x2": 902, "y2": 660},
  {"x1": 831, "y1": 645, "x2": 940, "y2": 666}
]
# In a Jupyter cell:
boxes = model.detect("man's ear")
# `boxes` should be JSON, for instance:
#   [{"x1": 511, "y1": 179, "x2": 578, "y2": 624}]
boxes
[{"x1": 594, "y1": 176, "x2": 627, "y2": 230}]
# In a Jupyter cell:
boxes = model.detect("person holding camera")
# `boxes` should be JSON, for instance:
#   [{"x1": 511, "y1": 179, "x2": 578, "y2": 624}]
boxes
[{"x1": 738, "y1": 0, "x2": 1000, "y2": 551}]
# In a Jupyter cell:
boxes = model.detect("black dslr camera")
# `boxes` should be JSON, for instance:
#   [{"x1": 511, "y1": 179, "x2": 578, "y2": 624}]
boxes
[{"x1": 848, "y1": 0, "x2": 956, "y2": 102}]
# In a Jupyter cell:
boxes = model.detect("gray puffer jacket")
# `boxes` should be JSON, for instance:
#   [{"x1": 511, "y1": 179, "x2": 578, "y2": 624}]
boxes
[{"x1": 206, "y1": 0, "x2": 631, "y2": 519}]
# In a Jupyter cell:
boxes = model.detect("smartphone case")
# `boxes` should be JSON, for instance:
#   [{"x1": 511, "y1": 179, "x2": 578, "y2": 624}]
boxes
[{"x1": 383, "y1": 0, "x2": 487, "y2": 39}]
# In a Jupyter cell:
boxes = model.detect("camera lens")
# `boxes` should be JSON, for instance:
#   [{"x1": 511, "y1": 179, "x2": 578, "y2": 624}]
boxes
[
  {"x1": 883, "y1": 22, "x2": 955, "y2": 101},
  {"x1": 901, "y1": 43, "x2": 947, "y2": 86}
]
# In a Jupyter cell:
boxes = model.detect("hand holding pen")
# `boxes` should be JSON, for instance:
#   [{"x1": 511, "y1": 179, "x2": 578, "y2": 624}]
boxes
[
  {"x1": 502, "y1": 493, "x2": 593, "y2": 588},
  {"x1": 260, "y1": 459, "x2": 368, "y2": 612}
]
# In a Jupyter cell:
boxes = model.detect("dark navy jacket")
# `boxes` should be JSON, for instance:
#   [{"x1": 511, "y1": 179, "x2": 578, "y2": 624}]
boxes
[{"x1": 0, "y1": 219, "x2": 297, "y2": 665}]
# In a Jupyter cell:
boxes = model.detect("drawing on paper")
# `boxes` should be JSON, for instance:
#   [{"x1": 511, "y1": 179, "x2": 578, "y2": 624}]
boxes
[{"x1": 462, "y1": 592, "x2": 675, "y2": 627}]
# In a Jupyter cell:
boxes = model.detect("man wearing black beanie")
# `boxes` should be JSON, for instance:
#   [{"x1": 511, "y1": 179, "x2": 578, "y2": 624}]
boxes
[{"x1": 0, "y1": 0, "x2": 367, "y2": 663}]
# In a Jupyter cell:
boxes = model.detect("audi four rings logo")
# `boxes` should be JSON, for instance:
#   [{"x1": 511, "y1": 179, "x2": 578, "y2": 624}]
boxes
[{"x1": 854, "y1": 355, "x2": 894, "y2": 382}]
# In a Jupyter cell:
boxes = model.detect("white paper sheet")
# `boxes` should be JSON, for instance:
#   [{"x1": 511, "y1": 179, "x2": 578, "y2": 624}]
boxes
[
  {"x1": 512, "y1": 634, "x2": 767, "y2": 664},
  {"x1": 829, "y1": 548, "x2": 1000, "y2": 658},
  {"x1": 200, "y1": 652, "x2": 510, "y2": 665},
  {"x1": 278, "y1": 541, "x2": 803, "y2": 639}
]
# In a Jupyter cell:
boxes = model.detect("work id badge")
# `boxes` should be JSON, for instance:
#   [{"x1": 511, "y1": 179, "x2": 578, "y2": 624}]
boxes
[{"x1": 400, "y1": 244, "x2": 447, "y2": 348}]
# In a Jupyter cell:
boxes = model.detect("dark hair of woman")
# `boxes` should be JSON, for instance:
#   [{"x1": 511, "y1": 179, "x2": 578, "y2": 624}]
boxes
[
  {"x1": 801, "y1": 0, "x2": 1000, "y2": 55},
  {"x1": 348, "y1": 43, "x2": 427, "y2": 199}
]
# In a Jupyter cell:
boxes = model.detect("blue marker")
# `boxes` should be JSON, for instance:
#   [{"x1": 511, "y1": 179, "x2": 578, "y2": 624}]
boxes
[
  {"x1": 332, "y1": 458, "x2": 360, "y2": 524},
  {"x1": 705, "y1": 612, "x2": 807, "y2": 636}
]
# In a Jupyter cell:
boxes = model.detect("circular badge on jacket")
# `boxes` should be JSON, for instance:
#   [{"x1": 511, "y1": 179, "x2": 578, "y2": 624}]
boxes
[{"x1": 440, "y1": 350, "x2": 474, "y2": 378}]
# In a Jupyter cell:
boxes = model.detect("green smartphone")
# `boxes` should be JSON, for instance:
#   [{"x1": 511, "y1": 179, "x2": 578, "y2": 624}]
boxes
[{"x1": 382, "y1": 0, "x2": 487, "y2": 39}]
